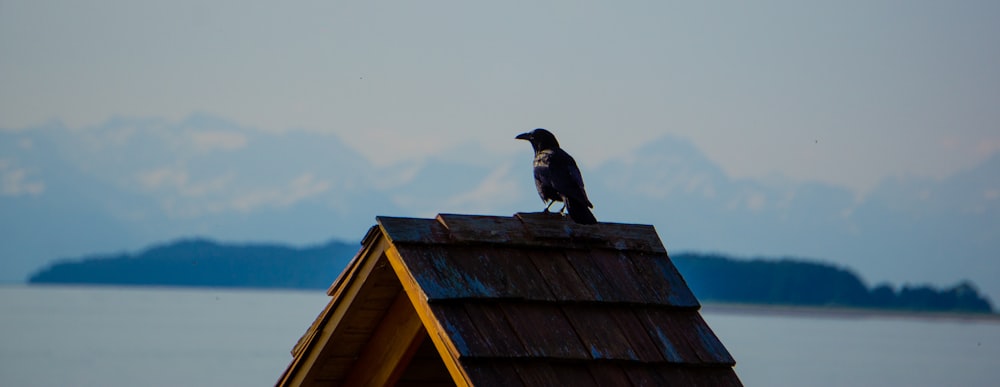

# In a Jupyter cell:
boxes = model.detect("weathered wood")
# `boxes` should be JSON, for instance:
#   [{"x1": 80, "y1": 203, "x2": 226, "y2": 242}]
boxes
[
  {"x1": 393, "y1": 234, "x2": 699, "y2": 306},
  {"x1": 290, "y1": 326, "x2": 318, "y2": 358},
  {"x1": 581, "y1": 248, "x2": 651, "y2": 303},
  {"x1": 635, "y1": 308, "x2": 694, "y2": 363},
  {"x1": 393, "y1": 245, "x2": 478, "y2": 300},
  {"x1": 453, "y1": 303, "x2": 529, "y2": 357},
  {"x1": 342, "y1": 291, "x2": 427, "y2": 387},
  {"x1": 378, "y1": 216, "x2": 452, "y2": 244},
  {"x1": 513, "y1": 212, "x2": 575, "y2": 238},
  {"x1": 625, "y1": 250, "x2": 700, "y2": 308},
  {"x1": 338, "y1": 308, "x2": 389, "y2": 335},
  {"x1": 393, "y1": 245, "x2": 558, "y2": 301},
  {"x1": 635, "y1": 309, "x2": 735, "y2": 365},
  {"x1": 422, "y1": 247, "x2": 503, "y2": 299},
  {"x1": 465, "y1": 360, "x2": 741, "y2": 387},
  {"x1": 281, "y1": 213, "x2": 740, "y2": 387},
  {"x1": 321, "y1": 330, "x2": 373, "y2": 359},
  {"x1": 426, "y1": 303, "x2": 489, "y2": 357},
  {"x1": 516, "y1": 212, "x2": 667, "y2": 253},
  {"x1": 386, "y1": 244, "x2": 474, "y2": 387},
  {"x1": 626, "y1": 365, "x2": 743, "y2": 387},
  {"x1": 379, "y1": 214, "x2": 668, "y2": 253},
  {"x1": 561, "y1": 305, "x2": 641, "y2": 361},
  {"x1": 289, "y1": 227, "x2": 375, "y2": 358},
  {"x1": 525, "y1": 249, "x2": 595, "y2": 301},
  {"x1": 312, "y1": 260, "x2": 404, "y2": 372},
  {"x1": 697, "y1": 321, "x2": 736, "y2": 365},
  {"x1": 432, "y1": 302, "x2": 727, "y2": 364},
  {"x1": 606, "y1": 307, "x2": 666, "y2": 363},
  {"x1": 484, "y1": 248, "x2": 557, "y2": 301},
  {"x1": 437, "y1": 214, "x2": 525, "y2": 244},
  {"x1": 510, "y1": 362, "x2": 564, "y2": 387},
  {"x1": 462, "y1": 361, "x2": 525, "y2": 387},
  {"x1": 278, "y1": 235, "x2": 392, "y2": 386},
  {"x1": 585, "y1": 363, "x2": 632, "y2": 387},
  {"x1": 396, "y1": 336, "x2": 456, "y2": 385},
  {"x1": 325, "y1": 225, "x2": 380, "y2": 296},
  {"x1": 313, "y1": 357, "x2": 354, "y2": 382},
  {"x1": 512, "y1": 362, "x2": 600, "y2": 387},
  {"x1": 443, "y1": 247, "x2": 556, "y2": 301},
  {"x1": 562, "y1": 249, "x2": 616, "y2": 302},
  {"x1": 568, "y1": 221, "x2": 666, "y2": 253},
  {"x1": 500, "y1": 303, "x2": 590, "y2": 360},
  {"x1": 310, "y1": 265, "x2": 406, "y2": 381},
  {"x1": 544, "y1": 363, "x2": 603, "y2": 386}
]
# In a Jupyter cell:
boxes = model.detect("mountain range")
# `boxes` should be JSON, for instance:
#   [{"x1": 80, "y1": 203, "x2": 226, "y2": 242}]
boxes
[{"x1": 2, "y1": 113, "x2": 998, "y2": 300}]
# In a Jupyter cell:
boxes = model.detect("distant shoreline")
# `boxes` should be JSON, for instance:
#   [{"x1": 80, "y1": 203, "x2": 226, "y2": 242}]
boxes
[
  {"x1": 24, "y1": 238, "x2": 995, "y2": 314},
  {"x1": 10, "y1": 282, "x2": 327, "y2": 294},
  {"x1": 701, "y1": 302, "x2": 1000, "y2": 323},
  {"x1": 9, "y1": 283, "x2": 998, "y2": 322}
]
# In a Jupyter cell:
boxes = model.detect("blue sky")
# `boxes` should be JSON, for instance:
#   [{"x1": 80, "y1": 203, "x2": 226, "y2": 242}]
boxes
[
  {"x1": 2, "y1": 2, "x2": 999, "y2": 295},
  {"x1": 3, "y1": 1, "x2": 998, "y2": 193}
]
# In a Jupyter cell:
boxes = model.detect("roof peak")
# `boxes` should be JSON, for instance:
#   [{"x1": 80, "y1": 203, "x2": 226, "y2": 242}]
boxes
[
  {"x1": 279, "y1": 212, "x2": 741, "y2": 386},
  {"x1": 374, "y1": 213, "x2": 666, "y2": 253}
]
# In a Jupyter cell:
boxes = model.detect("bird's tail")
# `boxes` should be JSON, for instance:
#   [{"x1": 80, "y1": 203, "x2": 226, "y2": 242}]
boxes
[{"x1": 565, "y1": 198, "x2": 597, "y2": 225}]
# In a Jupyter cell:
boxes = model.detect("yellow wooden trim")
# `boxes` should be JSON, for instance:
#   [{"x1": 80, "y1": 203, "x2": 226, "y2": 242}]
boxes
[
  {"x1": 385, "y1": 244, "x2": 473, "y2": 387},
  {"x1": 278, "y1": 234, "x2": 390, "y2": 386},
  {"x1": 342, "y1": 290, "x2": 426, "y2": 386}
]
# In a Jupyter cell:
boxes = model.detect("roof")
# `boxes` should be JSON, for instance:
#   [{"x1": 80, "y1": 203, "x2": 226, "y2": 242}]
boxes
[{"x1": 277, "y1": 213, "x2": 741, "y2": 386}]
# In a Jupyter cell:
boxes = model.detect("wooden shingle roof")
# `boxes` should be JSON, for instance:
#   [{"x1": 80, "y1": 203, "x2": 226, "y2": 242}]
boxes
[{"x1": 277, "y1": 213, "x2": 741, "y2": 386}]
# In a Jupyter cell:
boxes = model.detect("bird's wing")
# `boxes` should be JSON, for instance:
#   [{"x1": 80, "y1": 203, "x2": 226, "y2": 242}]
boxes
[{"x1": 548, "y1": 148, "x2": 593, "y2": 208}]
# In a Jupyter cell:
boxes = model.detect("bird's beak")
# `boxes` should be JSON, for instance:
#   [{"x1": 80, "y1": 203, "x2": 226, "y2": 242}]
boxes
[{"x1": 515, "y1": 132, "x2": 531, "y2": 141}]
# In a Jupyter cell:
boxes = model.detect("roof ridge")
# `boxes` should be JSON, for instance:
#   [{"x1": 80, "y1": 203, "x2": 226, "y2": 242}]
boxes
[{"x1": 378, "y1": 214, "x2": 666, "y2": 253}]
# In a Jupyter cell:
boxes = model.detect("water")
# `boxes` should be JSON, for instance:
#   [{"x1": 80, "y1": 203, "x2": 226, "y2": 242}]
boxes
[
  {"x1": 702, "y1": 306, "x2": 1000, "y2": 386},
  {"x1": 1, "y1": 285, "x2": 998, "y2": 387},
  {"x1": 0, "y1": 285, "x2": 330, "y2": 387}
]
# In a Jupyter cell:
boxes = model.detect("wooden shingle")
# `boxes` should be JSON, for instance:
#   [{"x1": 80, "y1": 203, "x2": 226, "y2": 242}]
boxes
[{"x1": 277, "y1": 213, "x2": 741, "y2": 386}]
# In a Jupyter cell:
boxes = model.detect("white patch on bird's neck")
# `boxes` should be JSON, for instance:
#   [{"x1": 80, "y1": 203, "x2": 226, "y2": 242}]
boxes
[{"x1": 533, "y1": 149, "x2": 554, "y2": 168}]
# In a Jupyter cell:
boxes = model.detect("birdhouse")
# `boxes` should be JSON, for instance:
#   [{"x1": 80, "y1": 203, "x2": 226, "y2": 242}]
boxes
[{"x1": 277, "y1": 213, "x2": 741, "y2": 386}]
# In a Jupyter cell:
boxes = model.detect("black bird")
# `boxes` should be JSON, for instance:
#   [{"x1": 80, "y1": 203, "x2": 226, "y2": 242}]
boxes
[{"x1": 516, "y1": 128, "x2": 597, "y2": 224}]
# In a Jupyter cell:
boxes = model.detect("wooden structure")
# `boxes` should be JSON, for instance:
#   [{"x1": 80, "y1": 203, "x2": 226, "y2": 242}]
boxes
[{"x1": 277, "y1": 213, "x2": 741, "y2": 386}]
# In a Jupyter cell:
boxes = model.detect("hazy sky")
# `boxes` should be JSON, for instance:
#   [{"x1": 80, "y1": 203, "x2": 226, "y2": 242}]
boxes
[{"x1": 2, "y1": 1, "x2": 999, "y2": 194}]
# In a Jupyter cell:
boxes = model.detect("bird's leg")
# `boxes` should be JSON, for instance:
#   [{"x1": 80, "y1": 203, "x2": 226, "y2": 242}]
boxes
[
  {"x1": 542, "y1": 199, "x2": 556, "y2": 213},
  {"x1": 557, "y1": 202, "x2": 567, "y2": 214}
]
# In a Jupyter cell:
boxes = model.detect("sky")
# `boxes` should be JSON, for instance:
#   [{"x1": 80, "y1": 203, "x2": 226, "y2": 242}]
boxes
[
  {"x1": 2, "y1": 1, "x2": 1000, "y2": 297},
  {"x1": 3, "y1": 1, "x2": 998, "y2": 194}
]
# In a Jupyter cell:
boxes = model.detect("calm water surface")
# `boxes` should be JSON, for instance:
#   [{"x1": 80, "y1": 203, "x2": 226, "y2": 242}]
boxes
[{"x1": 1, "y1": 285, "x2": 998, "y2": 386}]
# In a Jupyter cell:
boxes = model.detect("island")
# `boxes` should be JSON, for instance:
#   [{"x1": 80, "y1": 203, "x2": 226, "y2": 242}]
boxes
[{"x1": 28, "y1": 238, "x2": 994, "y2": 314}]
